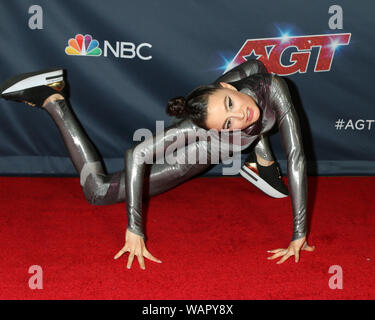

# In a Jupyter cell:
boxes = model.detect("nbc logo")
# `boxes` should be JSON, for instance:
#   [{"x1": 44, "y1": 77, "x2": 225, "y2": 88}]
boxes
[
  {"x1": 65, "y1": 34, "x2": 102, "y2": 56},
  {"x1": 65, "y1": 33, "x2": 152, "y2": 60}
]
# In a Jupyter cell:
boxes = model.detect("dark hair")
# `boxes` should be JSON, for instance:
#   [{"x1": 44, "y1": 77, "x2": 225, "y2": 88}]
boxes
[{"x1": 166, "y1": 83, "x2": 222, "y2": 129}]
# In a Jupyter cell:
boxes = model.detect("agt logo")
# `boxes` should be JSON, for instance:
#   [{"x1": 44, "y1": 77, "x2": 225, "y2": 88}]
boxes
[
  {"x1": 225, "y1": 33, "x2": 351, "y2": 75},
  {"x1": 65, "y1": 34, "x2": 152, "y2": 60}
]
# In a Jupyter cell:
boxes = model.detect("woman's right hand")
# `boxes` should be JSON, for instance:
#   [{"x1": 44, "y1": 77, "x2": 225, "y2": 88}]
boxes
[{"x1": 114, "y1": 229, "x2": 162, "y2": 270}]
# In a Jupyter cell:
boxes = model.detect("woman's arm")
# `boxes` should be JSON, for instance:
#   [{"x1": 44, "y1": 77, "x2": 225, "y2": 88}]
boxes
[
  {"x1": 270, "y1": 75, "x2": 307, "y2": 241},
  {"x1": 115, "y1": 120, "x2": 205, "y2": 269},
  {"x1": 214, "y1": 59, "x2": 267, "y2": 84},
  {"x1": 124, "y1": 120, "x2": 200, "y2": 239},
  {"x1": 266, "y1": 75, "x2": 315, "y2": 264}
]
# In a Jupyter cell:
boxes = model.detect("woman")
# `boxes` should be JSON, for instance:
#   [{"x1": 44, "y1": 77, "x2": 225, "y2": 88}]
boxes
[{"x1": 0, "y1": 59, "x2": 315, "y2": 270}]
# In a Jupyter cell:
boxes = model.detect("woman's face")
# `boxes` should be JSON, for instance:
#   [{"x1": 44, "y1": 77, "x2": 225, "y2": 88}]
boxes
[{"x1": 205, "y1": 82, "x2": 260, "y2": 131}]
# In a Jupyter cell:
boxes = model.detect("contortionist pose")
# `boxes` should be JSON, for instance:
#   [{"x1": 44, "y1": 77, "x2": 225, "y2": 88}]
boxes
[{"x1": 0, "y1": 59, "x2": 315, "y2": 270}]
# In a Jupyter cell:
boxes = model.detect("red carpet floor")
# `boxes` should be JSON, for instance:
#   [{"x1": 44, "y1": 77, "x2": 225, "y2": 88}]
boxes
[{"x1": 0, "y1": 176, "x2": 374, "y2": 300}]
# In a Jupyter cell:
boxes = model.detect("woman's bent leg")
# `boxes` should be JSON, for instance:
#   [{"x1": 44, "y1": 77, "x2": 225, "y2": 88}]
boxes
[
  {"x1": 44, "y1": 99, "x2": 212, "y2": 204},
  {"x1": 43, "y1": 98, "x2": 125, "y2": 205},
  {"x1": 1, "y1": 69, "x2": 210, "y2": 206}
]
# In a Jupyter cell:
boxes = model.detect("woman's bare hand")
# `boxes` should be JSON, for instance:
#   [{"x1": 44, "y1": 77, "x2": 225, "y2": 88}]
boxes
[
  {"x1": 267, "y1": 236, "x2": 315, "y2": 264},
  {"x1": 114, "y1": 229, "x2": 162, "y2": 270}
]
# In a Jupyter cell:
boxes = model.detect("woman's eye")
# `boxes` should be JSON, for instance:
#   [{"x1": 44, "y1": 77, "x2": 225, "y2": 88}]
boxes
[
  {"x1": 228, "y1": 97, "x2": 233, "y2": 109},
  {"x1": 226, "y1": 119, "x2": 232, "y2": 129}
]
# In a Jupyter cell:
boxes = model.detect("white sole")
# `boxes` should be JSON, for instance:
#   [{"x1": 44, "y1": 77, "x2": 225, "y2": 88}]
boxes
[
  {"x1": 2, "y1": 70, "x2": 63, "y2": 94},
  {"x1": 239, "y1": 165, "x2": 288, "y2": 198}
]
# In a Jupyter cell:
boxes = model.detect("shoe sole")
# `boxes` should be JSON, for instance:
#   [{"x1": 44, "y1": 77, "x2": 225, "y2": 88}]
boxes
[
  {"x1": 239, "y1": 165, "x2": 288, "y2": 198},
  {"x1": 1, "y1": 68, "x2": 63, "y2": 95}
]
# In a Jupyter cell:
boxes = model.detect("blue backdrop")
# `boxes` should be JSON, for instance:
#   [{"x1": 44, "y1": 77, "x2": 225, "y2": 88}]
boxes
[{"x1": 0, "y1": 0, "x2": 374, "y2": 176}]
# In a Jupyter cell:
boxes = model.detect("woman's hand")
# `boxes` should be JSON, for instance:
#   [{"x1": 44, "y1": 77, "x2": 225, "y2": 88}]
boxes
[
  {"x1": 267, "y1": 236, "x2": 315, "y2": 264},
  {"x1": 114, "y1": 229, "x2": 162, "y2": 270}
]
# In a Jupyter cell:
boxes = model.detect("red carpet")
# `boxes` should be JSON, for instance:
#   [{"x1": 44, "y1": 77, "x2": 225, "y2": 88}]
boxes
[{"x1": 0, "y1": 176, "x2": 374, "y2": 300}]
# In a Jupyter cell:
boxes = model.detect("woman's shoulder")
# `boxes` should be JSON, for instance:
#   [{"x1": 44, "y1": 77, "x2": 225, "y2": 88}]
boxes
[
  {"x1": 226, "y1": 73, "x2": 272, "y2": 90},
  {"x1": 269, "y1": 75, "x2": 295, "y2": 119}
]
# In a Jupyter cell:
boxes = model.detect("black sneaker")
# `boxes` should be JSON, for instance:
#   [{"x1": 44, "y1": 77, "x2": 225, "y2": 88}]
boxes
[
  {"x1": 239, "y1": 151, "x2": 289, "y2": 198},
  {"x1": 0, "y1": 68, "x2": 66, "y2": 108}
]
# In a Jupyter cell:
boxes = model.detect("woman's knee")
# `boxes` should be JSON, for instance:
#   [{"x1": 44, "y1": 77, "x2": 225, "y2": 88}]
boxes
[
  {"x1": 81, "y1": 173, "x2": 106, "y2": 205},
  {"x1": 81, "y1": 171, "x2": 123, "y2": 205}
]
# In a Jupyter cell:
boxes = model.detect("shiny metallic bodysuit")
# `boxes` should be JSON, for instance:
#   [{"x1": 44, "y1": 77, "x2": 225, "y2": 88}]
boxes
[{"x1": 43, "y1": 59, "x2": 307, "y2": 242}]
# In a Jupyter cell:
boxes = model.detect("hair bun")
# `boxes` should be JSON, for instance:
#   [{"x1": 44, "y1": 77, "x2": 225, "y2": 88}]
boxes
[{"x1": 166, "y1": 96, "x2": 186, "y2": 117}]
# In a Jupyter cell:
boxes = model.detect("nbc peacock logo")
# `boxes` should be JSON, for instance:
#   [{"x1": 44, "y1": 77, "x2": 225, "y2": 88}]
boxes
[{"x1": 65, "y1": 34, "x2": 102, "y2": 56}]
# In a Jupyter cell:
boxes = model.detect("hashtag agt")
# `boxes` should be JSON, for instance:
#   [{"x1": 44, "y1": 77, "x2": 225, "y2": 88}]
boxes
[{"x1": 335, "y1": 119, "x2": 374, "y2": 130}]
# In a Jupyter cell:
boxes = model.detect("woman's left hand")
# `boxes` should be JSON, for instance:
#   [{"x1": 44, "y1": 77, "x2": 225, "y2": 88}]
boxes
[{"x1": 267, "y1": 236, "x2": 315, "y2": 264}]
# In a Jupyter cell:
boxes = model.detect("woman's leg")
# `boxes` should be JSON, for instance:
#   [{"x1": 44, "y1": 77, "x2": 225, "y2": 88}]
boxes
[
  {"x1": 42, "y1": 95, "x2": 126, "y2": 205},
  {"x1": 0, "y1": 69, "x2": 210, "y2": 206},
  {"x1": 0, "y1": 69, "x2": 125, "y2": 205},
  {"x1": 43, "y1": 95, "x2": 211, "y2": 203}
]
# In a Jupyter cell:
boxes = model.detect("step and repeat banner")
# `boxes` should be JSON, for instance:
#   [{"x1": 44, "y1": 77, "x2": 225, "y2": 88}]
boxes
[{"x1": 0, "y1": 0, "x2": 373, "y2": 176}]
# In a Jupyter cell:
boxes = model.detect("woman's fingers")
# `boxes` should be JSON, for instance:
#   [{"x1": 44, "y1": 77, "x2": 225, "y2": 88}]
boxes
[
  {"x1": 267, "y1": 249, "x2": 287, "y2": 260},
  {"x1": 276, "y1": 251, "x2": 293, "y2": 264},
  {"x1": 137, "y1": 253, "x2": 146, "y2": 270},
  {"x1": 303, "y1": 244, "x2": 316, "y2": 252},
  {"x1": 267, "y1": 248, "x2": 284, "y2": 254},
  {"x1": 115, "y1": 244, "x2": 162, "y2": 270},
  {"x1": 127, "y1": 252, "x2": 135, "y2": 269},
  {"x1": 143, "y1": 249, "x2": 162, "y2": 263},
  {"x1": 113, "y1": 250, "x2": 123, "y2": 260},
  {"x1": 294, "y1": 250, "x2": 300, "y2": 263},
  {"x1": 114, "y1": 247, "x2": 128, "y2": 259},
  {"x1": 267, "y1": 240, "x2": 315, "y2": 264}
]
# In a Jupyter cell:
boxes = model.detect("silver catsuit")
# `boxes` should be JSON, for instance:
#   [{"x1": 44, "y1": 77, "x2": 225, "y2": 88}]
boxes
[{"x1": 43, "y1": 59, "x2": 307, "y2": 241}]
